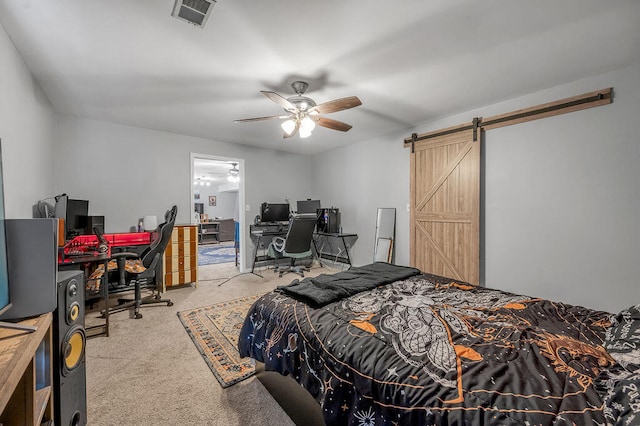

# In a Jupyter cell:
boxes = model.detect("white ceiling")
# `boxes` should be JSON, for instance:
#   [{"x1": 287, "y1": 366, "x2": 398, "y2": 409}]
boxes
[
  {"x1": 193, "y1": 158, "x2": 237, "y2": 184},
  {"x1": 1, "y1": 0, "x2": 639, "y2": 155}
]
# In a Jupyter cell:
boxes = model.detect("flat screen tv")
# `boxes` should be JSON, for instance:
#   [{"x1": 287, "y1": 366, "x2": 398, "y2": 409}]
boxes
[{"x1": 0, "y1": 140, "x2": 36, "y2": 331}]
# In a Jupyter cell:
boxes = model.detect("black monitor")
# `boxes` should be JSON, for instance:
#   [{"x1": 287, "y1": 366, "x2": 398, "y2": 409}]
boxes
[
  {"x1": 64, "y1": 199, "x2": 88, "y2": 238},
  {"x1": 260, "y1": 203, "x2": 290, "y2": 223},
  {"x1": 297, "y1": 199, "x2": 321, "y2": 214}
]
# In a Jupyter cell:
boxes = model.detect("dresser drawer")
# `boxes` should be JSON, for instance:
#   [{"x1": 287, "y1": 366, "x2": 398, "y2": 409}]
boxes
[
  {"x1": 169, "y1": 225, "x2": 197, "y2": 243},
  {"x1": 164, "y1": 255, "x2": 196, "y2": 272},
  {"x1": 166, "y1": 241, "x2": 195, "y2": 257},
  {"x1": 164, "y1": 268, "x2": 197, "y2": 288}
]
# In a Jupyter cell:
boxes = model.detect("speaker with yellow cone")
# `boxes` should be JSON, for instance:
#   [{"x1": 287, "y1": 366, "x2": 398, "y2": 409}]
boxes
[{"x1": 54, "y1": 270, "x2": 87, "y2": 426}]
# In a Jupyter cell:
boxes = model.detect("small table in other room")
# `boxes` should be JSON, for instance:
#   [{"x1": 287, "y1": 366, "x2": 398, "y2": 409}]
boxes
[{"x1": 312, "y1": 232, "x2": 358, "y2": 267}]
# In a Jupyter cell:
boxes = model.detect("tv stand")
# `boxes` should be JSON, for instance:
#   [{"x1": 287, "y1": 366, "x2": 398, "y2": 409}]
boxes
[{"x1": 0, "y1": 313, "x2": 54, "y2": 425}]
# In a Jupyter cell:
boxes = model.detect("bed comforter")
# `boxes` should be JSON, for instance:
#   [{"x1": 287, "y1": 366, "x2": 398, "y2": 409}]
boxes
[{"x1": 238, "y1": 269, "x2": 622, "y2": 425}]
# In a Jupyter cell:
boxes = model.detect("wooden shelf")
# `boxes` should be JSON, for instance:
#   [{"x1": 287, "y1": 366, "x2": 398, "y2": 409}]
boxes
[
  {"x1": 34, "y1": 386, "x2": 52, "y2": 423},
  {"x1": 198, "y1": 222, "x2": 220, "y2": 244},
  {"x1": 0, "y1": 313, "x2": 54, "y2": 426}
]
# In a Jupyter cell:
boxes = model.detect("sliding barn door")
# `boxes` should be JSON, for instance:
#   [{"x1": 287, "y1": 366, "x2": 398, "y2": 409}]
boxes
[{"x1": 410, "y1": 128, "x2": 480, "y2": 284}]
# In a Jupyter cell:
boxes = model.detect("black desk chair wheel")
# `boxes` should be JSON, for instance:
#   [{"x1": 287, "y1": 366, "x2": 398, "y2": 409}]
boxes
[{"x1": 104, "y1": 205, "x2": 177, "y2": 319}]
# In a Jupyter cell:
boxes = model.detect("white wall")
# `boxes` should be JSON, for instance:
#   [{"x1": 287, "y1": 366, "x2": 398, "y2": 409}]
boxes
[
  {"x1": 313, "y1": 64, "x2": 639, "y2": 313},
  {"x1": 0, "y1": 24, "x2": 55, "y2": 217},
  {"x1": 311, "y1": 133, "x2": 410, "y2": 267},
  {"x1": 53, "y1": 115, "x2": 314, "y2": 269},
  {"x1": 194, "y1": 185, "x2": 238, "y2": 221},
  {"x1": 481, "y1": 66, "x2": 639, "y2": 313}
]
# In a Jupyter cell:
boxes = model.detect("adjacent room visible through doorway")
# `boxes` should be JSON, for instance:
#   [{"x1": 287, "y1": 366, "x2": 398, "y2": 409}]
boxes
[{"x1": 190, "y1": 154, "x2": 245, "y2": 271}]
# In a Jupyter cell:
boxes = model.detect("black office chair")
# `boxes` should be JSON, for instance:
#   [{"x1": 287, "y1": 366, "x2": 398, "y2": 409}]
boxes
[
  {"x1": 267, "y1": 215, "x2": 317, "y2": 277},
  {"x1": 106, "y1": 205, "x2": 177, "y2": 319}
]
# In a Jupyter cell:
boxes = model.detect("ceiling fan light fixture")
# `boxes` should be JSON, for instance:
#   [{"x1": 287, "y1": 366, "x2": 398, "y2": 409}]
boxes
[
  {"x1": 235, "y1": 80, "x2": 361, "y2": 140},
  {"x1": 299, "y1": 126, "x2": 312, "y2": 139},
  {"x1": 281, "y1": 119, "x2": 296, "y2": 135},
  {"x1": 300, "y1": 115, "x2": 316, "y2": 132}
]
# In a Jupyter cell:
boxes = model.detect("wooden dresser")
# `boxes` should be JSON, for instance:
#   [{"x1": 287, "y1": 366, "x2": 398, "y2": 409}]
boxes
[{"x1": 162, "y1": 224, "x2": 198, "y2": 291}]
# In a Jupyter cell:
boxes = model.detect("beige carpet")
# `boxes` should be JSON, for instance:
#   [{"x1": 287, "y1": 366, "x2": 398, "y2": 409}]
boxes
[{"x1": 85, "y1": 261, "x2": 333, "y2": 426}]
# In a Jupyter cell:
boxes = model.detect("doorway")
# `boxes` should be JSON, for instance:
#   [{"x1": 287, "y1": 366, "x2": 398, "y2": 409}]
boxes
[{"x1": 190, "y1": 153, "x2": 246, "y2": 272}]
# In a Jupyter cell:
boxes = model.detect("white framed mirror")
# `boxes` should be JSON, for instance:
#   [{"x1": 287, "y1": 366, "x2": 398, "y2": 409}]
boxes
[{"x1": 374, "y1": 208, "x2": 396, "y2": 263}]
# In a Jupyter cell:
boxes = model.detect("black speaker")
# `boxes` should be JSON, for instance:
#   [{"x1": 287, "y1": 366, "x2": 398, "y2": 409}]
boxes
[
  {"x1": 54, "y1": 270, "x2": 87, "y2": 426},
  {"x1": 0, "y1": 218, "x2": 58, "y2": 321}
]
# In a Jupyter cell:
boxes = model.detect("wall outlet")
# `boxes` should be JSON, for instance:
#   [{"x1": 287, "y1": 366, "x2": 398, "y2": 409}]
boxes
[{"x1": 245, "y1": 204, "x2": 250, "y2": 211}]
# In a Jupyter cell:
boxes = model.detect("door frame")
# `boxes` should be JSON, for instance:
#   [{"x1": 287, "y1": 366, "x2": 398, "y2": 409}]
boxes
[{"x1": 190, "y1": 153, "x2": 247, "y2": 273}]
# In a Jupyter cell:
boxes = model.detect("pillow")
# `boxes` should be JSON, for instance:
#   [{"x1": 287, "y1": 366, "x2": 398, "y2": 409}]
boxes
[{"x1": 604, "y1": 304, "x2": 640, "y2": 373}]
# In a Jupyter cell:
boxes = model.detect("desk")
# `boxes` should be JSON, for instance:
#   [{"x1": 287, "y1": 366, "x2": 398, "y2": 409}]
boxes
[
  {"x1": 313, "y1": 232, "x2": 358, "y2": 267},
  {"x1": 58, "y1": 253, "x2": 110, "y2": 338},
  {"x1": 58, "y1": 231, "x2": 154, "y2": 338},
  {"x1": 249, "y1": 224, "x2": 287, "y2": 274}
]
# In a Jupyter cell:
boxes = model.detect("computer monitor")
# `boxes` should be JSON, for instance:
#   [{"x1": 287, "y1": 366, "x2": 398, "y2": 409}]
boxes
[
  {"x1": 297, "y1": 199, "x2": 321, "y2": 214},
  {"x1": 260, "y1": 203, "x2": 290, "y2": 223},
  {"x1": 65, "y1": 199, "x2": 89, "y2": 238}
]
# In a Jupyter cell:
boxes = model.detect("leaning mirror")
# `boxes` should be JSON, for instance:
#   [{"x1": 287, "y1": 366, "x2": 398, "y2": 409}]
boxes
[{"x1": 373, "y1": 208, "x2": 396, "y2": 263}]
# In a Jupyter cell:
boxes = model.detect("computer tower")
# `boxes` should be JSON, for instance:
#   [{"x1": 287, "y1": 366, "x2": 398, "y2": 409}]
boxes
[
  {"x1": 0, "y1": 218, "x2": 58, "y2": 321},
  {"x1": 317, "y1": 208, "x2": 340, "y2": 233}
]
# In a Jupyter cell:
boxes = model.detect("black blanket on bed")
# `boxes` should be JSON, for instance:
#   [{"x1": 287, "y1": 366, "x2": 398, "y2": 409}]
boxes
[
  {"x1": 275, "y1": 262, "x2": 420, "y2": 308},
  {"x1": 240, "y1": 270, "x2": 615, "y2": 425}
]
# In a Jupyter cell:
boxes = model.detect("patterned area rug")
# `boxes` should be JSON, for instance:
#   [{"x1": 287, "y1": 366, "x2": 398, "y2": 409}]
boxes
[
  {"x1": 177, "y1": 294, "x2": 262, "y2": 388},
  {"x1": 198, "y1": 242, "x2": 236, "y2": 266}
]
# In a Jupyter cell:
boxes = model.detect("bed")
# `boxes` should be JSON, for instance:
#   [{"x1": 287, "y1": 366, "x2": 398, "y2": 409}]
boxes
[{"x1": 238, "y1": 263, "x2": 640, "y2": 425}]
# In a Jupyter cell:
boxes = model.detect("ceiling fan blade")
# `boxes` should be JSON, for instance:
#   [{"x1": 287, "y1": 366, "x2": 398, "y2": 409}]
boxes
[
  {"x1": 315, "y1": 117, "x2": 353, "y2": 132},
  {"x1": 233, "y1": 115, "x2": 287, "y2": 123},
  {"x1": 310, "y1": 96, "x2": 362, "y2": 114},
  {"x1": 261, "y1": 91, "x2": 296, "y2": 111}
]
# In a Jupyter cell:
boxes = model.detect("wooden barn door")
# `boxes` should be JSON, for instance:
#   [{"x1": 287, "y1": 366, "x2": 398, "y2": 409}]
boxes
[{"x1": 410, "y1": 127, "x2": 480, "y2": 284}]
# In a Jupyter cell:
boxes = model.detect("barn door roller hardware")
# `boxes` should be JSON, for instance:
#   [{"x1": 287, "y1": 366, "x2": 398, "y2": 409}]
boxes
[{"x1": 404, "y1": 88, "x2": 612, "y2": 146}]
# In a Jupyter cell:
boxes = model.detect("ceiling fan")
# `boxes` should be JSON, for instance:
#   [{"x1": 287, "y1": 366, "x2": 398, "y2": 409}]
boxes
[{"x1": 234, "y1": 81, "x2": 362, "y2": 139}]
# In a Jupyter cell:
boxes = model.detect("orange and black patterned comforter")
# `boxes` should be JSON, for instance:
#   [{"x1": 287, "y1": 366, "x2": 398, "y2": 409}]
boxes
[{"x1": 238, "y1": 269, "x2": 621, "y2": 425}]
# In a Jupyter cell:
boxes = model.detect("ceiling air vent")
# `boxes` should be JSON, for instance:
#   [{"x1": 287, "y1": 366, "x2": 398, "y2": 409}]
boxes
[{"x1": 172, "y1": 0, "x2": 216, "y2": 27}]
